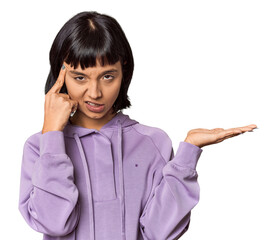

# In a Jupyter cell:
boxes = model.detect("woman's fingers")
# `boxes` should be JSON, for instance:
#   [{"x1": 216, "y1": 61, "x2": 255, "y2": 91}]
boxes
[
  {"x1": 48, "y1": 63, "x2": 67, "y2": 94},
  {"x1": 236, "y1": 124, "x2": 257, "y2": 130},
  {"x1": 217, "y1": 124, "x2": 257, "y2": 141},
  {"x1": 228, "y1": 124, "x2": 257, "y2": 134}
]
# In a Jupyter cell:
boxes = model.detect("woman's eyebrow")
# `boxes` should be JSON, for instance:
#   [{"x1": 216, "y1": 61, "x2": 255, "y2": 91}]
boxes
[{"x1": 69, "y1": 69, "x2": 118, "y2": 76}]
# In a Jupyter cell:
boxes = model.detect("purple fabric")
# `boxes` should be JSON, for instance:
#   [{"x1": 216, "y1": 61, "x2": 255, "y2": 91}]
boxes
[{"x1": 18, "y1": 111, "x2": 203, "y2": 240}]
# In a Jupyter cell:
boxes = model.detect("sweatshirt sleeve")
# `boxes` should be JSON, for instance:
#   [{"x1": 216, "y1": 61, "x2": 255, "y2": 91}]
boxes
[
  {"x1": 18, "y1": 131, "x2": 81, "y2": 237},
  {"x1": 139, "y1": 139, "x2": 203, "y2": 240}
]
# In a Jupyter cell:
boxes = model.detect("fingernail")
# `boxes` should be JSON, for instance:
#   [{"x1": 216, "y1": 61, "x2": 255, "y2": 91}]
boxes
[{"x1": 62, "y1": 64, "x2": 65, "y2": 70}]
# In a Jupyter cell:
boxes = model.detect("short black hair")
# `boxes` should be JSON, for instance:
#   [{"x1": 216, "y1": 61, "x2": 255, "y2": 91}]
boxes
[{"x1": 45, "y1": 11, "x2": 134, "y2": 114}]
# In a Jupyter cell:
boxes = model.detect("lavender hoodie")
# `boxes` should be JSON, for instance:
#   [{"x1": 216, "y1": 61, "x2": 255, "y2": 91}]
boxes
[{"x1": 18, "y1": 111, "x2": 203, "y2": 240}]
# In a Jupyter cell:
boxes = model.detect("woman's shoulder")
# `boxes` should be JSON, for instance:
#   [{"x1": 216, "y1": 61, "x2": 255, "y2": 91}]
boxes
[
  {"x1": 22, "y1": 130, "x2": 43, "y2": 157},
  {"x1": 26, "y1": 128, "x2": 43, "y2": 141},
  {"x1": 131, "y1": 123, "x2": 173, "y2": 159},
  {"x1": 25, "y1": 130, "x2": 43, "y2": 143},
  {"x1": 132, "y1": 122, "x2": 170, "y2": 139}
]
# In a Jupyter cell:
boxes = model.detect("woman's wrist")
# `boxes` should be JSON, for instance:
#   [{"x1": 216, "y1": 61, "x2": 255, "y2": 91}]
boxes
[
  {"x1": 184, "y1": 136, "x2": 201, "y2": 148},
  {"x1": 42, "y1": 127, "x2": 63, "y2": 134}
]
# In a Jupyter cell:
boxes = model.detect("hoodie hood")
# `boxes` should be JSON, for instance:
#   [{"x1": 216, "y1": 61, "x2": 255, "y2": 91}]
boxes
[
  {"x1": 63, "y1": 111, "x2": 138, "y2": 138},
  {"x1": 63, "y1": 111, "x2": 138, "y2": 240}
]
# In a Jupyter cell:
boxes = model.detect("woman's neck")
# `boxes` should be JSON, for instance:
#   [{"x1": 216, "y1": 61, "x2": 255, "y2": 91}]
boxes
[{"x1": 69, "y1": 109, "x2": 118, "y2": 130}]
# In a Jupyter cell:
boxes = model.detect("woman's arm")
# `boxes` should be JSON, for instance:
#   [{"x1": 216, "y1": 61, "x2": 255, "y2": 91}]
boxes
[
  {"x1": 139, "y1": 123, "x2": 257, "y2": 239},
  {"x1": 139, "y1": 138, "x2": 202, "y2": 240},
  {"x1": 18, "y1": 131, "x2": 80, "y2": 237}
]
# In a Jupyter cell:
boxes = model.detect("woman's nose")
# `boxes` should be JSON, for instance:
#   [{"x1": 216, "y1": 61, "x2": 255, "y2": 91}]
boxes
[{"x1": 87, "y1": 82, "x2": 102, "y2": 99}]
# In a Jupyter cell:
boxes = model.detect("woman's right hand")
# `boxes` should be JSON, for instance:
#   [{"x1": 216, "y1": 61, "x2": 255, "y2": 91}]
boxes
[{"x1": 42, "y1": 64, "x2": 78, "y2": 134}]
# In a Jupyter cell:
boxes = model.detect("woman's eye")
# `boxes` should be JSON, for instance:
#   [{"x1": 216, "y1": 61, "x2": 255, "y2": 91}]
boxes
[
  {"x1": 74, "y1": 76, "x2": 85, "y2": 81},
  {"x1": 103, "y1": 75, "x2": 114, "y2": 81}
]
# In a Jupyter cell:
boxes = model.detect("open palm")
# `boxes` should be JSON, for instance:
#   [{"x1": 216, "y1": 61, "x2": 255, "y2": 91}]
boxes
[{"x1": 184, "y1": 124, "x2": 257, "y2": 148}]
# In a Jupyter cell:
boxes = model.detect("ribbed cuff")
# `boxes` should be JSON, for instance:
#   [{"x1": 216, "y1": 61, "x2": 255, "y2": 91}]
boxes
[
  {"x1": 171, "y1": 141, "x2": 203, "y2": 169},
  {"x1": 40, "y1": 131, "x2": 66, "y2": 156}
]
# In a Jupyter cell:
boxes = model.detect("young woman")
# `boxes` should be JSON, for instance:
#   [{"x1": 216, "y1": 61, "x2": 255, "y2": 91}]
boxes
[{"x1": 18, "y1": 11, "x2": 257, "y2": 240}]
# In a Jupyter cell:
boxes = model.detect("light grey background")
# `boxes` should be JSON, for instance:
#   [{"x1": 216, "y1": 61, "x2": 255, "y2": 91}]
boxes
[{"x1": 1, "y1": 0, "x2": 276, "y2": 239}]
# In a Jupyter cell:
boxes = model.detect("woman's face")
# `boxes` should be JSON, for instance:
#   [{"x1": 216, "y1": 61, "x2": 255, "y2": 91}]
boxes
[{"x1": 63, "y1": 58, "x2": 123, "y2": 129}]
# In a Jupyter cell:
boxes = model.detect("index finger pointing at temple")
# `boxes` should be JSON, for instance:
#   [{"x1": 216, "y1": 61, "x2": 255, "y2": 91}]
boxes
[{"x1": 49, "y1": 64, "x2": 67, "y2": 94}]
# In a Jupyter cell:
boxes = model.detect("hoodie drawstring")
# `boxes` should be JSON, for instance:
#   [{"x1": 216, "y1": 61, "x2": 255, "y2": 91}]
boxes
[
  {"x1": 117, "y1": 119, "x2": 126, "y2": 240},
  {"x1": 72, "y1": 119, "x2": 126, "y2": 240},
  {"x1": 73, "y1": 133, "x2": 95, "y2": 240}
]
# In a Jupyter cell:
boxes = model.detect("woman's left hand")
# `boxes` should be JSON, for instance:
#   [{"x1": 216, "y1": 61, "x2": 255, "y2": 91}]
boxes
[{"x1": 184, "y1": 124, "x2": 257, "y2": 148}]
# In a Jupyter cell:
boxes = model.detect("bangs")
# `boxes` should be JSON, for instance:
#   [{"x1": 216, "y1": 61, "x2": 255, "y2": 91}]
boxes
[{"x1": 64, "y1": 28, "x2": 122, "y2": 70}]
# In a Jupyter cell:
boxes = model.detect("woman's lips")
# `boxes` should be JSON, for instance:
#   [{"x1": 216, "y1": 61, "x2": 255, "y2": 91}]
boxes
[{"x1": 85, "y1": 102, "x2": 105, "y2": 113}]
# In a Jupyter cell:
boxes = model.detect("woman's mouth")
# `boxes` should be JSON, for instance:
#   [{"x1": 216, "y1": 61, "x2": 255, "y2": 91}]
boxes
[{"x1": 85, "y1": 101, "x2": 105, "y2": 113}]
